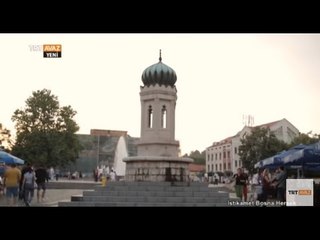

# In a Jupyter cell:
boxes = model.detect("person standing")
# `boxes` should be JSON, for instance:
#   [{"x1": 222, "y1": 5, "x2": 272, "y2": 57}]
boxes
[
  {"x1": 49, "y1": 167, "x2": 55, "y2": 180},
  {"x1": 110, "y1": 169, "x2": 116, "y2": 182},
  {"x1": 3, "y1": 163, "x2": 21, "y2": 206},
  {"x1": 272, "y1": 166, "x2": 287, "y2": 202},
  {"x1": 241, "y1": 168, "x2": 249, "y2": 201},
  {"x1": 233, "y1": 168, "x2": 245, "y2": 200},
  {"x1": 261, "y1": 168, "x2": 271, "y2": 202},
  {"x1": 55, "y1": 168, "x2": 60, "y2": 181},
  {"x1": 251, "y1": 169, "x2": 262, "y2": 201}
]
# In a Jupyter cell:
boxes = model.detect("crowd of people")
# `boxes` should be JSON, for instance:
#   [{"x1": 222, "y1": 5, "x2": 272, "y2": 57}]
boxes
[
  {"x1": 233, "y1": 166, "x2": 287, "y2": 203},
  {"x1": 0, "y1": 163, "x2": 50, "y2": 207},
  {"x1": 93, "y1": 165, "x2": 117, "y2": 182}
]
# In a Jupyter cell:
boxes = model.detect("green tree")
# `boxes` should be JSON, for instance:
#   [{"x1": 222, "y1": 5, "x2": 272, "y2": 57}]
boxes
[
  {"x1": 184, "y1": 150, "x2": 206, "y2": 164},
  {"x1": 239, "y1": 127, "x2": 288, "y2": 174},
  {"x1": 11, "y1": 89, "x2": 82, "y2": 167},
  {"x1": 0, "y1": 123, "x2": 12, "y2": 151},
  {"x1": 288, "y1": 132, "x2": 320, "y2": 148}
]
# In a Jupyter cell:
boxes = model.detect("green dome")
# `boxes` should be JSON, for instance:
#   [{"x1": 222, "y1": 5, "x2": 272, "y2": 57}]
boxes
[{"x1": 141, "y1": 53, "x2": 177, "y2": 87}]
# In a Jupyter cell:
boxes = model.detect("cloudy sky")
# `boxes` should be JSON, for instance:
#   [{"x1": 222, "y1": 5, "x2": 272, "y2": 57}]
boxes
[{"x1": 0, "y1": 34, "x2": 319, "y2": 154}]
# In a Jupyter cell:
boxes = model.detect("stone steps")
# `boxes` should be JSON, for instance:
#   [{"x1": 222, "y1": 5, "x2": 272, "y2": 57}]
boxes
[
  {"x1": 58, "y1": 181, "x2": 230, "y2": 207},
  {"x1": 59, "y1": 201, "x2": 228, "y2": 207},
  {"x1": 83, "y1": 190, "x2": 226, "y2": 197},
  {"x1": 46, "y1": 181, "x2": 99, "y2": 189},
  {"x1": 99, "y1": 186, "x2": 211, "y2": 192},
  {"x1": 101, "y1": 181, "x2": 204, "y2": 187},
  {"x1": 81, "y1": 196, "x2": 227, "y2": 203}
]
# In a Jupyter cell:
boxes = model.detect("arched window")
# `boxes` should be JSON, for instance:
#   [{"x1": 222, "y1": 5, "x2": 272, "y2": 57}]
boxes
[
  {"x1": 161, "y1": 105, "x2": 167, "y2": 128},
  {"x1": 148, "y1": 105, "x2": 153, "y2": 128}
]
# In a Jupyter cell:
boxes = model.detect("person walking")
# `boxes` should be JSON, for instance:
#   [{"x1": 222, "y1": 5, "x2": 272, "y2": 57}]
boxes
[
  {"x1": 3, "y1": 163, "x2": 21, "y2": 206},
  {"x1": 35, "y1": 165, "x2": 49, "y2": 203},
  {"x1": 19, "y1": 163, "x2": 31, "y2": 201},
  {"x1": 22, "y1": 166, "x2": 35, "y2": 207}
]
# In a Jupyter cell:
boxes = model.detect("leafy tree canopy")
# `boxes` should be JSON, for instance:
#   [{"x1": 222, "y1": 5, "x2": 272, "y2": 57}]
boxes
[
  {"x1": 0, "y1": 123, "x2": 12, "y2": 151},
  {"x1": 288, "y1": 132, "x2": 320, "y2": 148},
  {"x1": 183, "y1": 150, "x2": 206, "y2": 165},
  {"x1": 11, "y1": 89, "x2": 82, "y2": 167},
  {"x1": 238, "y1": 127, "x2": 287, "y2": 174}
]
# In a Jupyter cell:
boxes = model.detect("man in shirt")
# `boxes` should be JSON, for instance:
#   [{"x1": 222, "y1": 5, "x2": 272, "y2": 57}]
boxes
[
  {"x1": 272, "y1": 166, "x2": 287, "y2": 202},
  {"x1": 35, "y1": 165, "x2": 49, "y2": 203},
  {"x1": 3, "y1": 163, "x2": 21, "y2": 206}
]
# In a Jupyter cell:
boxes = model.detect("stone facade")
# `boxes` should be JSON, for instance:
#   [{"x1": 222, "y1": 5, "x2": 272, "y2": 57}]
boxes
[
  {"x1": 124, "y1": 157, "x2": 192, "y2": 182},
  {"x1": 137, "y1": 84, "x2": 180, "y2": 157}
]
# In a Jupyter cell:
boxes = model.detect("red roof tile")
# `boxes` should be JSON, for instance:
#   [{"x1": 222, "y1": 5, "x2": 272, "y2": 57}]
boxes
[{"x1": 188, "y1": 164, "x2": 205, "y2": 172}]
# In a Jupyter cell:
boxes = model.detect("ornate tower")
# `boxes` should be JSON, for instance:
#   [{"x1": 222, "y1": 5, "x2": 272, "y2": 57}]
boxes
[
  {"x1": 124, "y1": 50, "x2": 193, "y2": 182},
  {"x1": 138, "y1": 50, "x2": 180, "y2": 157}
]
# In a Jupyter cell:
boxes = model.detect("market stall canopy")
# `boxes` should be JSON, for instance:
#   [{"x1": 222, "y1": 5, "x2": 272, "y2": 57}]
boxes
[
  {"x1": 283, "y1": 141, "x2": 320, "y2": 166},
  {"x1": 0, "y1": 151, "x2": 25, "y2": 165},
  {"x1": 254, "y1": 144, "x2": 307, "y2": 169}
]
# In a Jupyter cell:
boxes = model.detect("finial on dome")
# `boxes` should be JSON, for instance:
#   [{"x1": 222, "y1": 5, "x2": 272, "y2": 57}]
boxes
[{"x1": 159, "y1": 49, "x2": 162, "y2": 62}]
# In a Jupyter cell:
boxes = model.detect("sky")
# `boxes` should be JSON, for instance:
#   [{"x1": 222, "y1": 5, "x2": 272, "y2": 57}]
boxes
[{"x1": 0, "y1": 34, "x2": 320, "y2": 155}]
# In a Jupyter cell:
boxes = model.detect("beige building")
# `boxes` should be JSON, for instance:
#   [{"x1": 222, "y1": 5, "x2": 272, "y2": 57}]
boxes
[{"x1": 206, "y1": 118, "x2": 300, "y2": 174}]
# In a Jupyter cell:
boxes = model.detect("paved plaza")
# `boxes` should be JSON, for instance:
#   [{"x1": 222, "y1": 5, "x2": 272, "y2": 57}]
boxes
[{"x1": 0, "y1": 179, "x2": 97, "y2": 207}]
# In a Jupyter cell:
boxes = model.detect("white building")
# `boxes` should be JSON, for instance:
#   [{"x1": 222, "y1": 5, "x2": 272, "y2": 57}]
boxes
[{"x1": 206, "y1": 118, "x2": 300, "y2": 174}]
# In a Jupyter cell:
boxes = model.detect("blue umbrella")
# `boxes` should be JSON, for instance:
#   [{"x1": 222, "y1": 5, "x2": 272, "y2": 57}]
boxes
[
  {"x1": 254, "y1": 144, "x2": 306, "y2": 169},
  {"x1": 0, "y1": 151, "x2": 25, "y2": 165},
  {"x1": 282, "y1": 143, "x2": 319, "y2": 166}
]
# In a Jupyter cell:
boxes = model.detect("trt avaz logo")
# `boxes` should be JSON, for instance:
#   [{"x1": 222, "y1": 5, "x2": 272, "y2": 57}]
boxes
[{"x1": 43, "y1": 44, "x2": 61, "y2": 58}]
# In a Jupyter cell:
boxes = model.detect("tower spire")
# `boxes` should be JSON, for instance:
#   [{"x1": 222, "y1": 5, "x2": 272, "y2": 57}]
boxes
[{"x1": 159, "y1": 49, "x2": 162, "y2": 62}]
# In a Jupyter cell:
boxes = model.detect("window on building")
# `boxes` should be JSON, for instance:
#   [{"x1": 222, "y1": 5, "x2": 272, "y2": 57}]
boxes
[
  {"x1": 228, "y1": 163, "x2": 231, "y2": 170},
  {"x1": 223, "y1": 152, "x2": 226, "y2": 159},
  {"x1": 215, "y1": 153, "x2": 217, "y2": 160},
  {"x1": 219, "y1": 153, "x2": 221, "y2": 160},
  {"x1": 208, "y1": 164, "x2": 210, "y2": 171},
  {"x1": 235, "y1": 160, "x2": 237, "y2": 167},
  {"x1": 207, "y1": 154, "x2": 210, "y2": 161},
  {"x1": 148, "y1": 105, "x2": 153, "y2": 128},
  {"x1": 219, "y1": 164, "x2": 222, "y2": 171},
  {"x1": 227, "y1": 151, "x2": 230, "y2": 158},
  {"x1": 223, "y1": 163, "x2": 226, "y2": 171},
  {"x1": 215, "y1": 164, "x2": 218, "y2": 171},
  {"x1": 161, "y1": 105, "x2": 167, "y2": 128},
  {"x1": 211, "y1": 164, "x2": 214, "y2": 171},
  {"x1": 234, "y1": 147, "x2": 237, "y2": 154}
]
